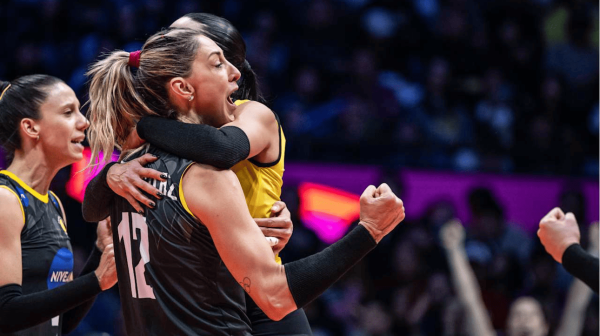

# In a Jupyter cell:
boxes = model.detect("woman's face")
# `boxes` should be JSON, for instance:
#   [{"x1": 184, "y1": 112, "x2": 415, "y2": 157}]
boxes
[
  {"x1": 506, "y1": 297, "x2": 548, "y2": 336},
  {"x1": 183, "y1": 35, "x2": 241, "y2": 127},
  {"x1": 35, "y1": 82, "x2": 89, "y2": 166}
]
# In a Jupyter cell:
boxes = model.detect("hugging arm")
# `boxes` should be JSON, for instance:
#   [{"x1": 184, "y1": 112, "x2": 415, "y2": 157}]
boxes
[
  {"x1": 136, "y1": 101, "x2": 277, "y2": 168},
  {"x1": 184, "y1": 165, "x2": 403, "y2": 320}
]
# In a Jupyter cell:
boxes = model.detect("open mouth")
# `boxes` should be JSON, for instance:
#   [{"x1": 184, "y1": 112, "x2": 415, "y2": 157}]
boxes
[
  {"x1": 70, "y1": 137, "x2": 85, "y2": 146},
  {"x1": 227, "y1": 87, "x2": 238, "y2": 106}
]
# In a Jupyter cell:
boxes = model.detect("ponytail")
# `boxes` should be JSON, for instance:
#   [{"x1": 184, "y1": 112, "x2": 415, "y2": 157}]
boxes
[
  {"x1": 86, "y1": 28, "x2": 204, "y2": 166},
  {"x1": 86, "y1": 51, "x2": 152, "y2": 166},
  {"x1": 235, "y1": 60, "x2": 264, "y2": 103}
]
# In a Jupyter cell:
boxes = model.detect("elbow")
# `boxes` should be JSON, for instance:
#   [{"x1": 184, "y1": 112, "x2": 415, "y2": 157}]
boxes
[
  {"x1": 253, "y1": 288, "x2": 293, "y2": 321},
  {"x1": 260, "y1": 302, "x2": 287, "y2": 321}
]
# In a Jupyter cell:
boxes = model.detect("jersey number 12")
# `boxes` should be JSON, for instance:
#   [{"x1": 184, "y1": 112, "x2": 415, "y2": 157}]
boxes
[{"x1": 118, "y1": 212, "x2": 156, "y2": 299}]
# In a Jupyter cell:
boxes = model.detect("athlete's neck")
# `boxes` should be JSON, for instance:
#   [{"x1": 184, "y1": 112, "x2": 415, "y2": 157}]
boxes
[{"x1": 6, "y1": 150, "x2": 60, "y2": 195}]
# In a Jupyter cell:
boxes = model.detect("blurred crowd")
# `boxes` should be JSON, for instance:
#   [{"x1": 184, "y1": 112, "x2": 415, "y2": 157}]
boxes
[
  {"x1": 0, "y1": 0, "x2": 598, "y2": 335},
  {"x1": 1, "y1": 0, "x2": 598, "y2": 175},
  {"x1": 280, "y1": 182, "x2": 599, "y2": 336}
]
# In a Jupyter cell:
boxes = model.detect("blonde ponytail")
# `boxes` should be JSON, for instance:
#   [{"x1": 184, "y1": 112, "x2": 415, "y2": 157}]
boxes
[
  {"x1": 86, "y1": 28, "x2": 204, "y2": 166},
  {"x1": 86, "y1": 51, "x2": 153, "y2": 166}
]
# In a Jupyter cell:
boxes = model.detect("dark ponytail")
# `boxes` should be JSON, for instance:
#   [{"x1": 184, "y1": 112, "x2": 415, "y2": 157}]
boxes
[
  {"x1": 236, "y1": 59, "x2": 262, "y2": 102},
  {"x1": 183, "y1": 13, "x2": 265, "y2": 103},
  {"x1": 0, "y1": 75, "x2": 63, "y2": 165}
]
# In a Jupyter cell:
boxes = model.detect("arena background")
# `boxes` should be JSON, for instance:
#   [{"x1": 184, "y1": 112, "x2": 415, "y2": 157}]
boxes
[{"x1": 1, "y1": 0, "x2": 598, "y2": 335}]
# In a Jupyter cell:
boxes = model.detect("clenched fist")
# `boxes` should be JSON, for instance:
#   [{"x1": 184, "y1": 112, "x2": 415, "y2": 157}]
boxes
[
  {"x1": 538, "y1": 207, "x2": 581, "y2": 263},
  {"x1": 358, "y1": 183, "x2": 405, "y2": 243}
]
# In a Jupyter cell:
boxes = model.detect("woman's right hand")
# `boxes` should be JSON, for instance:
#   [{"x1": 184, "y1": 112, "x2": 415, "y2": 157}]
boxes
[
  {"x1": 94, "y1": 244, "x2": 117, "y2": 291},
  {"x1": 106, "y1": 153, "x2": 167, "y2": 213}
]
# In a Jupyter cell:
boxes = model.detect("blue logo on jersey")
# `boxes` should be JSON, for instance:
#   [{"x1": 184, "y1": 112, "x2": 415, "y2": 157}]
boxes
[
  {"x1": 47, "y1": 248, "x2": 73, "y2": 289},
  {"x1": 14, "y1": 186, "x2": 28, "y2": 207}
]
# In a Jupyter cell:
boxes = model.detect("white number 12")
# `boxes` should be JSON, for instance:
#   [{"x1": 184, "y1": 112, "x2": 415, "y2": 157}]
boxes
[{"x1": 118, "y1": 212, "x2": 156, "y2": 299}]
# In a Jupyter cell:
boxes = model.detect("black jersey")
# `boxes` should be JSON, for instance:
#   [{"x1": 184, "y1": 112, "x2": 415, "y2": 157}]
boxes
[
  {"x1": 110, "y1": 146, "x2": 251, "y2": 336},
  {"x1": 0, "y1": 171, "x2": 72, "y2": 336}
]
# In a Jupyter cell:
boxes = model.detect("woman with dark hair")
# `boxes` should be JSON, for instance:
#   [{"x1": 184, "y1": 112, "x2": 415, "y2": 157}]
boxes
[
  {"x1": 85, "y1": 27, "x2": 404, "y2": 336},
  {"x1": 83, "y1": 13, "x2": 310, "y2": 335},
  {"x1": 0, "y1": 75, "x2": 117, "y2": 335}
]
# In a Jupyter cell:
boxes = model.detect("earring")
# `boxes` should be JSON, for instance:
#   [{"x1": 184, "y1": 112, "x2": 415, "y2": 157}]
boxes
[
  {"x1": 36, "y1": 135, "x2": 40, "y2": 141},
  {"x1": 189, "y1": 95, "x2": 194, "y2": 101}
]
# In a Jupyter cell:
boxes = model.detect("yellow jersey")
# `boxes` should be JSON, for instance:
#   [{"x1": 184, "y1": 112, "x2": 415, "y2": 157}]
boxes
[{"x1": 231, "y1": 100, "x2": 285, "y2": 219}]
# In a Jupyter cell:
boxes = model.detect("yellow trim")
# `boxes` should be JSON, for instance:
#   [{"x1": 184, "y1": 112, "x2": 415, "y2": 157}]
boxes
[
  {"x1": 234, "y1": 99, "x2": 250, "y2": 106},
  {"x1": 49, "y1": 191, "x2": 67, "y2": 233},
  {"x1": 178, "y1": 163, "x2": 198, "y2": 219},
  {"x1": 59, "y1": 218, "x2": 67, "y2": 233},
  {"x1": 0, "y1": 84, "x2": 11, "y2": 101},
  {"x1": 0, "y1": 186, "x2": 25, "y2": 224},
  {"x1": 0, "y1": 170, "x2": 48, "y2": 203}
]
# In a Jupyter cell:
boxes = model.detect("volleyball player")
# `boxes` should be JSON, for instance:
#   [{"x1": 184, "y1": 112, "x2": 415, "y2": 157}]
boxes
[
  {"x1": 83, "y1": 13, "x2": 310, "y2": 334},
  {"x1": 85, "y1": 28, "x2": 405, "y2": 335},
  {"x1": 0, "y1": 76, "x2": 117, "y2": 335}
]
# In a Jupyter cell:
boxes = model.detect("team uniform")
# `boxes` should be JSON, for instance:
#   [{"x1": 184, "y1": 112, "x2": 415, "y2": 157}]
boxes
[
  {"x1": 110, "y1": 148, "x2": 251, "y2": 336},
  {"x1": 110, "y1": 100, "x2": 310, "y2": 335},
  {"x1": 0, "y1": 171, "x2": 72, "y2": 336},
  {"x1": 231, "y1": 100, "x2": 312, "y2": 336}
]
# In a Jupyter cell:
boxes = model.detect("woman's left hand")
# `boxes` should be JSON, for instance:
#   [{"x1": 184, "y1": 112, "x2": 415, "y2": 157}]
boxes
[{"x1": 254, "y1": 201, "x2": 293, "y2": 255}]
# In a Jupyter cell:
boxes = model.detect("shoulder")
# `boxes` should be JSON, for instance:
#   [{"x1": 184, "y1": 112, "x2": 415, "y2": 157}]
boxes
[
  {"x1": 237, "y1": 101, "x2": 277, "y2": 123},
  {"x1": 0, "y1": 187, "x2": 25, "y2": 230},
  {"x1": 184, "y1": 163, "x2": 239, "y2": 187}
]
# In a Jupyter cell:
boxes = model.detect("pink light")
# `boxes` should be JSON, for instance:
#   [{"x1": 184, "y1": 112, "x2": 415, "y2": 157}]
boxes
[
  {"x1": 298, "y1": 182, "x2": 360, "y2": 244},
  {"x1": 66, "y1": 147, "x2": 119, "y2": 203}
]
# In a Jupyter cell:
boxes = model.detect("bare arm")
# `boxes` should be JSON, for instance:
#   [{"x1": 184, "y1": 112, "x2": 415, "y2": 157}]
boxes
[
  {"x1": 440, "y1": 220, "x2": 496, "y2": 336},
  {"x1": 134, "y1": 102, "x2": 278, "y2": 168},
  {"x1": 183, "y1": 164, "x2": 295, "y2": 320},
  {"x1": 0, "y1": 188, "x2": 25, "y2": 288},
  {"x1": 183, "y1": 166, "x2": 405, "y2": 321},
  {"x1": 225, "y1": 101, "x2": 279, "y2": 161}
]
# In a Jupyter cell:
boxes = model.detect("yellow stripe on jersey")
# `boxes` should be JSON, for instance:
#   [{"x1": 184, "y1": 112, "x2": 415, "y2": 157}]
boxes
[
  {"x1": 233, "y1": 99, "x2": 286, "y2": 265},
  {"x1": 178, "y1": 162, "x2": 198, "y2": 220},
  {"x1": 0, "y1": 170, "x2": 49, "y2": 203},
  {"x1": 49, "y1": 191, "x2": 67, "y2": 233},
  {"x1": 0, "y1": 185, "x2": 25, "y2": 224}
]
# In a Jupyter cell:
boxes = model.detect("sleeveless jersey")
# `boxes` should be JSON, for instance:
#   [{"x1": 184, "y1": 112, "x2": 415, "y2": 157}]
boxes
[
  {"x1": 231, "y1": 100, "x2": 286, "y2": 219},
  {"x1": 110, "y1": 146, "x2": 251, "y2": 336},
  {"x1": 0, "y1": 171, "x2": 72, "y2": 336}
]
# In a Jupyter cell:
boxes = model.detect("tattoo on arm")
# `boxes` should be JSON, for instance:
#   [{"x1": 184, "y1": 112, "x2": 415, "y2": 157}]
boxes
[{"x1": 239, "y1": 277, "x2": 251, "y2": 294}]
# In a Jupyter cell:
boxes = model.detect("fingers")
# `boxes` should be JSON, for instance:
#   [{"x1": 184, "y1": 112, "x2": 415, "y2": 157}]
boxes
[
  {"x1": 255, "y1": 217, "x2": 290, "y2": 228},
  {"x1": 543, "y1": 207, "x2": 565, "y2": 222},
  {"x1": 361, "y1": 185, "x2": 377, "y2": 201},
  {"x1": 260, "y1": 227, "x2": 289, "y2": 238},
  {"x1": 124, "y1": 194, "x2": 144, "y2": 215},
  {"x1": 137, "y1": 167, "x2": 167, "y2": 182},
  {"x1": 133, "y1": 175, "x2": 162, "y2": 199},
  {"x1": 135, "y1": 153, "x2": 159, "y2": 166},
  {"x1": 266, "y1": 237, "x2": 279, "y2": 247},
  {"x1": 376, "y1": 183, "x2": 392, "y2": 196},
  {"x1": 271, "y1": 201, "x2": 286, "y2": 215},
  {"x1": 128, "y1": 183, "x2": 156, "y2": 209}
]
